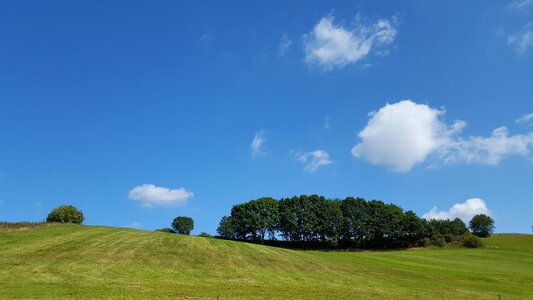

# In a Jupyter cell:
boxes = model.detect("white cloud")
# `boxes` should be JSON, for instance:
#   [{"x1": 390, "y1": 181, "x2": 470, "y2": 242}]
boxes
[
  {"x1": 352, "y1": 100, "x2": 454, "y2": 172},
  {"x1": 303, "y1": 14, "x2": 398, "y2": 70},
  {"x1": 516, "y1": 113, "x2": 533, "y2": 124},
  {"x1": 507, "y1": 0, "x2": 533, "y2": 9},
  {"x1": 128, "y1": 184, "x2": 193, "y2": 207},
  {"x1": 423, "y1": 198, "x2": 490, "y2": 223},
  {"x1": 278, "y1": 33, "x2": 293, "y2": 56},
  {"x1": 296, "y1": 150, "x2": 332, "y2": 172},
  {"x1": 324, "y1": 116, "x2": 332, "y2": 129},
  {"x1": 352, "y1": 100, "x2": 533, "y2": 171},
  {"x1": 251, "y1": 131, "x2": 267, "y2": 157},
  {"x1": 508, "y1": 22, "x2": 533, "y2": 55},
  {"x1": 440, "y1": 127, "x2": 533, "y2": 165}
]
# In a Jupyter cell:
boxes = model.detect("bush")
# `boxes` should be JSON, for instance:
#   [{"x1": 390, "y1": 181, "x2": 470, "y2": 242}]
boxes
[
  {"x1": 155, "y1": 227, "x2": 176, "y2": 233},
  {"x1": 458, "y1": 233, "x2": 484, "y2": 248},
  {"x1": 171, "y1": 216, "x2": 194, "y2": 235},
  {"x1": 46, "y1": 205, "x2": 84, "y2": 224},
  {"x1": 431, "y1": 234, "x2": 445, "y2": 247},
  {"x1": 198, "y1": 232, "x2": 213, "y2": 238}
]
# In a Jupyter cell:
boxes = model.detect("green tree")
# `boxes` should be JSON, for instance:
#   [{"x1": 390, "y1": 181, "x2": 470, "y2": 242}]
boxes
[
  {"x1": 171, "y1": 216, "x2": 194, "y2": 235},
  {"x1": 469, "y1": 214, "x2": 495, "y2": 237},
  {"x1": 340, "y1": 197, "x2": 368, "y2": 246},
  {"x1": 216, "y1": 216, "x2": 237, "y2": 239},
  {"x1": 46, "y1": 205, "x2": 84, "y2": 224}
]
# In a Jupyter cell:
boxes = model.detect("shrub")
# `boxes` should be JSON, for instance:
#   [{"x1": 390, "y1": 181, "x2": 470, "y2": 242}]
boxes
[
  {"x1": 171, "y1": 216, "x2": 194, "y2": 235},
  {"x1": 459, "y1": 233, "x2": 484, "y2": 248},
  {"x1": 46, "y1": 205, "x2": 84, "y2": 224},
  {"x1": 198, "y1": 232, "x2": 213, "y2": 238},
  {"x1": 155, "y1": 227, "x2": 176, "y2": 233},
  {"x1": 431, "y1": 234, "x2": 445, "y2": 247}
]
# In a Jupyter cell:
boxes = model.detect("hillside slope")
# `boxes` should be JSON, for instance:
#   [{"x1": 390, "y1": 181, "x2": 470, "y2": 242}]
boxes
[{"x1": 0, "y1": 224, "x2": 531, "y2": 299}]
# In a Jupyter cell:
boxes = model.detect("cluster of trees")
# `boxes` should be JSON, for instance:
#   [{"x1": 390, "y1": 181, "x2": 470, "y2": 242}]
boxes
[{"x1": 217, "y1": 195, "x2": 494, "y2": 249}]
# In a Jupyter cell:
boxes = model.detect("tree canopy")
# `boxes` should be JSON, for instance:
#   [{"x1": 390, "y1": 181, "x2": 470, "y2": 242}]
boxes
[
  {"x1": 469, "y1": 214, "x2": 495, "y2": 237},
  {"x1": 217, "y1": 195, "x2": 475, "y2": 249},
  {"x1": 171, "y1": 216, "x2": 194, "y2": 235},
  {"x1": 46, "y1": 205, "x2": 84, "y2": 224}
]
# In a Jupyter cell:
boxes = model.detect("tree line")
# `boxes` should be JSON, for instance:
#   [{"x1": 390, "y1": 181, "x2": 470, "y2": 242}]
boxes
[{"x1": 217, "y1": 195, "x2": 492, "y2": 249}]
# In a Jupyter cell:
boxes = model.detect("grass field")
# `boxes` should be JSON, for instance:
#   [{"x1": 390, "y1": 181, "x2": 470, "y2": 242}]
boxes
[{"x1": 0, "y1": 224, "x2": 531, "y2": 299}]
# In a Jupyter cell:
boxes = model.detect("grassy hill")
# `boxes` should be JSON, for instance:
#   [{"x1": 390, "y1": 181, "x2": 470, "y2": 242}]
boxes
[{"x1": 0, "y1": 224, "x2": 531, "y2": 299}]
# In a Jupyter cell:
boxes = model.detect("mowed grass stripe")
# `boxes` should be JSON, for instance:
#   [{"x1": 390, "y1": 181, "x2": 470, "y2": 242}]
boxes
[{"x1": 0, "y1": 224, "x2": 531, "y2": 299}]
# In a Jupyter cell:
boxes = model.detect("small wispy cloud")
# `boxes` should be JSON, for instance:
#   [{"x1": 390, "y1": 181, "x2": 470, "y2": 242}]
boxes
[
  {"x1": 324, "y1": 116, "x2": 332, "y2": 129},
  {"x1": 296, "y1": 150, "x2": 333, "y2": 172},
  {"x1": 278, "y1": 33, "x2": 293, "y2": 56},
  {"x1": 128, "y1": 184, "x2": 193, "y2": 207},
  {"x1": 516, "y1": 113, "x2": 533, "y2": 124},
  {"x1": 303, "y1": 14, "x2": 399, "y2": 70},
  {"x1": 508, "y1": 22, "x2": 533, "y2": 55},
  {"x1": 423, "y1": 198, "x2": 490, "y2": 223},
  {"x1": 251, "y1": 131, "x2": 267, "y2": 157},
  {"x1": 507, "y1": 0, "x2": 533, "y2": 10}
]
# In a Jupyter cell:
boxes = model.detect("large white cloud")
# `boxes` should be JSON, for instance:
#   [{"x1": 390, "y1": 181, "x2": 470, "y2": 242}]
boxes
[
  {"x1": 423, "y1": 198, "x2": 490, "y2": 223},
  {"x1": 304, "y1": 15, "x2": 398, "y2": 70},
  {"x1": 296, "y1": 150, "x2": 332, "y2": 172},
  {"x1": 352, "y1": 100, "x2": 533, "y2": 171},
  {"x1": 128, "y1": 184, "x2": 193, "y2": 207},
  {"x1": 250, "y1": 131, "x2": 267, "y2": 157},
  {"x1": 352, "y1": 100, "x2": 456, "y2": 172}
]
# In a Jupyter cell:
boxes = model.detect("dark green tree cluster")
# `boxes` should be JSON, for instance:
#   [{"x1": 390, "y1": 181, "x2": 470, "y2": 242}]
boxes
[{"x1": 217, "y1": 195, "x2": 473, "y2": 249}]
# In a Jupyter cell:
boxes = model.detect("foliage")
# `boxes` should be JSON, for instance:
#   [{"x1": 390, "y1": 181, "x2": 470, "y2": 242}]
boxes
[
  {"x1": 155, "y1": 227, "x2": 176, "y2": 233},
  {"x1": 198, "y1": 232, "x2": 213, "y2": 238},
  {"x1": 457, "y1": 233, "x2": 484, "y2": 248},
  {"x1": 46, "y1": 205, "x2": 84, "y2": 224},
  {"x1": 171, "y1": 216, "x2": 194, "y2": 235},
  {"x1": 216, "y1": 216, "x2": 237, "y2": 239},
  {"x1": 469, "y1": 214, "x2": 495, "y2": 237}
]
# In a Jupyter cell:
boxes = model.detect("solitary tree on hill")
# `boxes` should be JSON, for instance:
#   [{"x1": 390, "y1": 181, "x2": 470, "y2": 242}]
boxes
[
  {"x1": 171, "y1": 216, "x2": 194, "y2": 235},
  {"x1": 469, "y1": 214, "x2": 495, "y2": 237},
  {"x1": 46, "y1": 205, "x2": 84, "y2": 224}
]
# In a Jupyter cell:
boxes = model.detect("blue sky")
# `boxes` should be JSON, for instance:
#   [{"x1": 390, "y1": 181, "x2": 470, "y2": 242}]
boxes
[{"x1": 1, "y1": 1, "x2": 532, "y2": 234}]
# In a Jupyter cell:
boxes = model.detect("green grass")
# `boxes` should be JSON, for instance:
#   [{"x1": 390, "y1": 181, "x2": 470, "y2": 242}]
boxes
[{"x1": 0, "y1": 224, "x2": 531, "y2": 299}]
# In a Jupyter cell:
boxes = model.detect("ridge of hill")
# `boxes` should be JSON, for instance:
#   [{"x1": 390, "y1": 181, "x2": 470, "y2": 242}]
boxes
[{"x1": 0, "y1": 224, "x2": 531, "y2": 299}]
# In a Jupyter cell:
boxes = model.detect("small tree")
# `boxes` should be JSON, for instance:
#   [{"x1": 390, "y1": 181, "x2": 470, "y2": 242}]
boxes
[
  {"x1": 469, "y1": 214, "x2": 495, "y2": 237},
  {"x1": 46, "y1": 205, "x2": 84, "y2": 224},
  {"x1": 171, "y1": 216, "x2": 194, "y2": 235}
]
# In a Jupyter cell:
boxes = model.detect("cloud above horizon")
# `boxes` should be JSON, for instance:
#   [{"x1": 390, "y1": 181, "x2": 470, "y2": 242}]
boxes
[
  {"x1": 508, "y1": 22, "x2": 533, "y2": 55},
  {"x1": 296, "y1": 150, "x2": 332, "y2": 172},
  {"x1": 422, "y1": 198, "x2": 490, "y2": 223},
  {"x1": 278, "y1": 33, "x2": 293, "y2": 56},
  {"x1": 516, "y1": 113, "x2": 533, "y2": 124},
  {"x1": 251, "y1": 131, "x2": 267, "y2": 157},
  {"x1": 128, "y1": 184, "x2": 193, "y2": 207},
  {"x1": 303, "y1": 14, "x2": 398, "y2": 70},
  {"x1": 352, "y1": 100, "x2": 533, "y2": 171}
]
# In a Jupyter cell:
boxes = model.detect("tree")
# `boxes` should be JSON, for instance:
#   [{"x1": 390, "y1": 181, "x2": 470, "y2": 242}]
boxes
[
  {"x1": 469, "y1": 214, "x2": 495, "y2": 237},
  {"x1": 46, "y1": 205, "x2": 84, "y2": 224},
  {"x1": 217, "y1": 216, "x2": 237, "y2": 239},
  {"x1": 171, "y1": 216, "x2": 194, "y2": 235}
]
